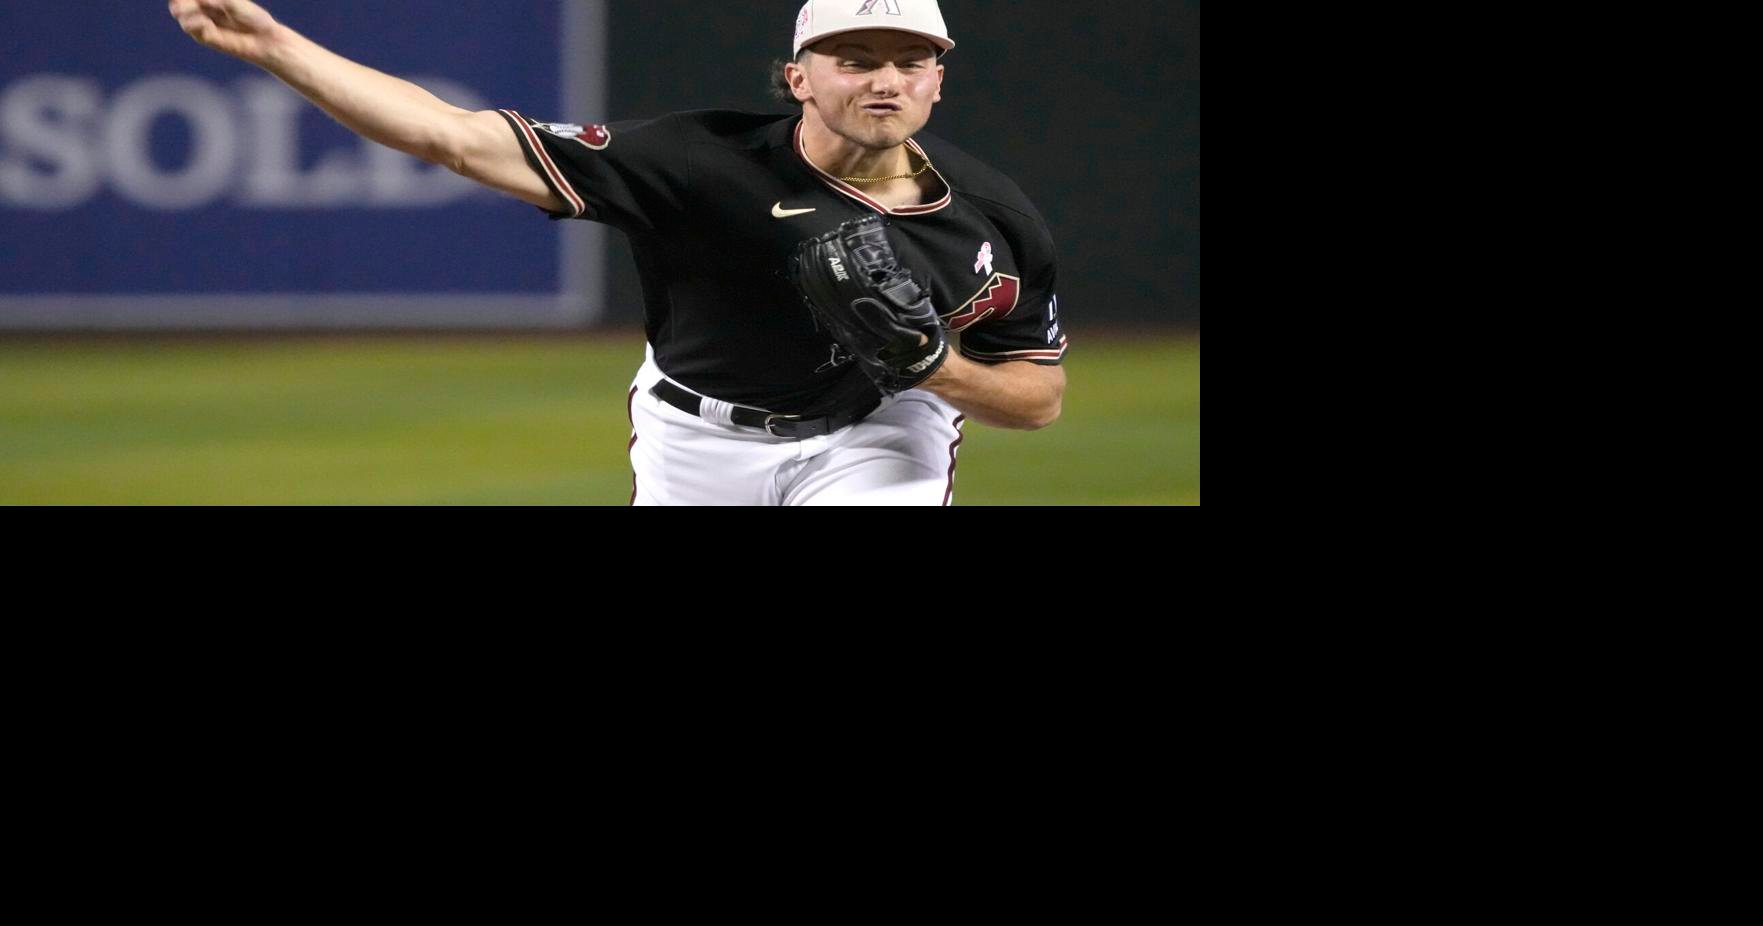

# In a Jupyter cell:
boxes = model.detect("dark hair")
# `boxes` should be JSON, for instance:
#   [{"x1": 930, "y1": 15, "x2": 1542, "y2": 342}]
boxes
[{"x1": 768, "y1": 51, "x2": 810, "y2": 107}]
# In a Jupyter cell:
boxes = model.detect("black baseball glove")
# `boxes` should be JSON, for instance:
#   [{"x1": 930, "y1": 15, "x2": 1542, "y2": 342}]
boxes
[{"x1": 790, "y1": 215, "x2": 949, "y2": 396}]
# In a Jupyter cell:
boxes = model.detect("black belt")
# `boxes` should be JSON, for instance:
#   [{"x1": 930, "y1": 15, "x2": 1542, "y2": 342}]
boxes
[{"x1": 650, "y1": 379, "x2": 878, "y2": 440}]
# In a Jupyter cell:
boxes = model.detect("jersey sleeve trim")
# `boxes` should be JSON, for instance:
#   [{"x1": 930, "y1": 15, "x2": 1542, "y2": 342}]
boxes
[
  {"x1": 498, "y1": 109, "x2": 587, "y2": 219},
  {"x1": 960, "y1": 337, "x2": 1068, "y2": 365}
]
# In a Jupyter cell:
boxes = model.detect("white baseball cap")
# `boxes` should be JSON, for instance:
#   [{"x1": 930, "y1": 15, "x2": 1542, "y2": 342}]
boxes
[{"x1": 792, "y1": 0, "x2": 956, "y2": 58}]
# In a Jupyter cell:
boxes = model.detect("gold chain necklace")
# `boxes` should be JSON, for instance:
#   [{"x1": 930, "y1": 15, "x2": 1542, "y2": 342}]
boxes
[{"x1": 840, "y1": 150, "x2": 932, "y2": 185}]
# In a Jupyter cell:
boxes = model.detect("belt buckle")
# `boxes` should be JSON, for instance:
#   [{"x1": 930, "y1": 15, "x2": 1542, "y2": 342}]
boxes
[{"x1": 764, "y1": 414, "x2": 800, "y2": 438}]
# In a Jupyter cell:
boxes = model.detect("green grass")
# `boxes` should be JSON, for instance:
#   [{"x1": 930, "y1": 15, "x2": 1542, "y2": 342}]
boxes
[{"x1": 0, "y1": 333, "x2": 1198, "y2": 505}]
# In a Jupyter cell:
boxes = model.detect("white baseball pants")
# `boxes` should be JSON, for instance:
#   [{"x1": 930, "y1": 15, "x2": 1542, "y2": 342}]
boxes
[{"x1": 625, "y1": 348, "x2": 965, "y2": 506}]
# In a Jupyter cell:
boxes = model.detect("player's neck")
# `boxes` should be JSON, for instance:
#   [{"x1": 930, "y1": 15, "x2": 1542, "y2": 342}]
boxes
[{"x1": 799, "y1": 116, "x2": 914, "y2": 185}]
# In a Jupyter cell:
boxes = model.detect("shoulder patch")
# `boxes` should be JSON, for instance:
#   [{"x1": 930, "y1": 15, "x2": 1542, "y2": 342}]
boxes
[{"x1": 536, "y1": 122, "x2": 611, "y2": 150}]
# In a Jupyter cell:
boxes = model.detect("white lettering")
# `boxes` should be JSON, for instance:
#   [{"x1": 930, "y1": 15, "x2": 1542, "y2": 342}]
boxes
[
  {"x1": 829, "y1": 256, "x2": 850, "y2": 281},
  {"x1": 236, "y1": 76, "x2": 352, "y2": 206},
  {"x1": 0, "y1": 75, "x2": 102, "y2": 209},
  {"x1": 239, "y1": 76, "x2": 481, "y2": 207},
  {"x1": 105, "y1": 75, "x2": 237, "y2": 210},
  {"x1": 0, "y1": 73, "x2": 491, "y2": 212},
  {"x1": 905, "y1": 340, "x2": 946, "y2": 374}
]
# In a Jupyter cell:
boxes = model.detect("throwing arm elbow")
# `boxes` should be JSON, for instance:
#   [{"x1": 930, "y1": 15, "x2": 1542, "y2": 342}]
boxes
[{"x1": 439, "y1": 110, "x2": 565, "y2": 211}]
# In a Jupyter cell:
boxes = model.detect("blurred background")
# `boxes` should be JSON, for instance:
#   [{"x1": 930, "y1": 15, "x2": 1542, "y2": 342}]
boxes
[{"x1": 0, "y1": 0, "x2": 1199, "y2": 504}]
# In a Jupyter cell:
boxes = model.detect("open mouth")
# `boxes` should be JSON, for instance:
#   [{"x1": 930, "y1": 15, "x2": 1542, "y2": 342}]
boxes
[{"x1": 862, "y1": 102, "x2": 903, "y2": 114}]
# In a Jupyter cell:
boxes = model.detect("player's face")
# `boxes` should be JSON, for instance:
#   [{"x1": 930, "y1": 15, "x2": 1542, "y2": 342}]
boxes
[{"x1": 798, "y1": 31, "x2": 944, "y2": 150}]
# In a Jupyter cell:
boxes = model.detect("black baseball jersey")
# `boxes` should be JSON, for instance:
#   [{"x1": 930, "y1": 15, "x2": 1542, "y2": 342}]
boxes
[{"x1": 497, "y1": 109, "x2": 1067, "y2": 417}]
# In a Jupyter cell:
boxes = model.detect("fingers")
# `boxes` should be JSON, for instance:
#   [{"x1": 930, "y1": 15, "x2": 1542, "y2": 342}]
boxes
[
  {"x1": 174, "y1": 8, "x2": 213, "y2": 31},
  {"x1": 167, "y1": 0, "x2": 223, "y2": 20},
  {"x1": 194, "y1": 0, "x2": 271, "y2": 32},
  {"x1": 193, "y1": 1, "x2": 231, "y2": 29},
  {"x1": 171, "y1": 0, "x2": 272, "y2": 44},
  {"x1": 170, "y1": 0, "x2": 214, "y2": 37},
  {"x1": 196, "y1": 0, "x2": 251, "y2": 24},
  {"x1": 176, "y1": 16, "x2": 213, "y2": 40}
]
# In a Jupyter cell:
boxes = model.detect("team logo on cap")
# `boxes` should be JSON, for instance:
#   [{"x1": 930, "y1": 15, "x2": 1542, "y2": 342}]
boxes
[
  {"x1": 537, "y1": 122, "x2": 612, "y2": 150},
  {"x1": 856, "y1": 0, "x2": 902, "y2": 15}
]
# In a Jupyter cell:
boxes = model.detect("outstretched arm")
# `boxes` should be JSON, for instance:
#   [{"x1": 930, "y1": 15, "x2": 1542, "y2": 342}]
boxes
[{"x1": 168, "y1": 0, "x2": 564, "y2": 211}]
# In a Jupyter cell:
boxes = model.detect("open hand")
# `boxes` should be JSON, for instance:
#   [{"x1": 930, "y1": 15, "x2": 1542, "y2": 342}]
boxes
[{"x1": 168, "y1": 0, "x2": 282, "y2": 63}]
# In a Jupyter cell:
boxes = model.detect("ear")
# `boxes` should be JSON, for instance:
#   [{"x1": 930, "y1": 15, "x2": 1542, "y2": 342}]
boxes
[{"x1": 788, "y1": 58, "x2": 813, "y2": 104}]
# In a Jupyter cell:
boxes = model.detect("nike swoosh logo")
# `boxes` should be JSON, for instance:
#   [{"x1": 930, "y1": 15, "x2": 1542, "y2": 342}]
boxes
[{"x1": 772, "y1": 203, "x2": 817, "y2": 218}]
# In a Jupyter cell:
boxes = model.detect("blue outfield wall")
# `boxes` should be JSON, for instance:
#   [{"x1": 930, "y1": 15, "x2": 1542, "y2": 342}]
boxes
[{"x1": 0, "y1": 1, "x2": 607, "y2": 329}]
